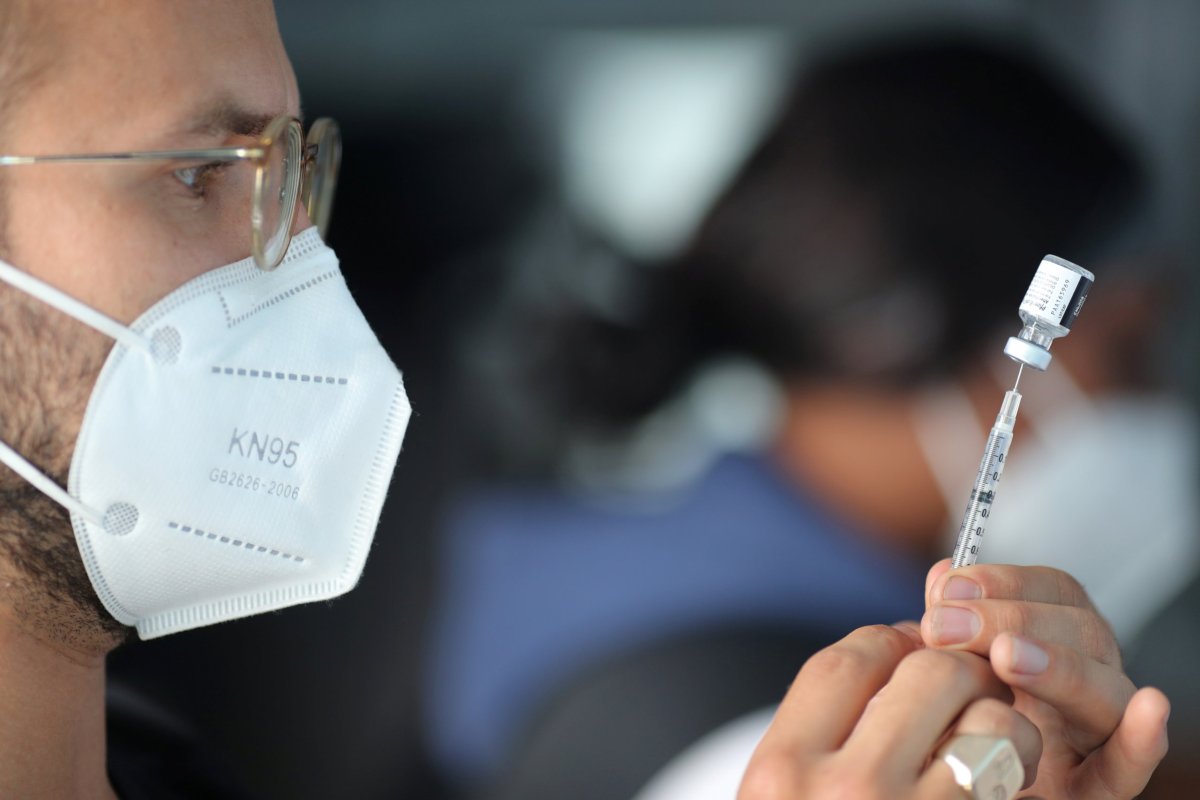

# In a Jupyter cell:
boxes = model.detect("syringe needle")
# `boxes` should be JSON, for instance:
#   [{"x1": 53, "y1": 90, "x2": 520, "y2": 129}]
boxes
[{"x1": 1012, "y1": 364, "x2": 1025, "y2": 393}]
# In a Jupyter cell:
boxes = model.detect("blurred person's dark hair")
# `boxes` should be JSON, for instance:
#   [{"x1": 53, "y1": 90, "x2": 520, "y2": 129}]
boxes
[
  {"x1": 684, "y1": 32, "x2": 1144, "y2": 382},
  {"x1": 468, "y1": 30, "x2": 1146, "y2": 468}
]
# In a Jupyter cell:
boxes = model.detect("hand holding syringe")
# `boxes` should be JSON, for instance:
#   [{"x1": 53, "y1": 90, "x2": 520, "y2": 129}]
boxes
[{"x1": 950, "y1": 255, "x2": 1094, "y2": 568}]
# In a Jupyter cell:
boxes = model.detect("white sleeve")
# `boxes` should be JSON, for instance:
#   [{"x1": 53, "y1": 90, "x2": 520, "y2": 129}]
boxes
[{"x1": 632, "y1": 706, "x2": 776, "y2": 800}]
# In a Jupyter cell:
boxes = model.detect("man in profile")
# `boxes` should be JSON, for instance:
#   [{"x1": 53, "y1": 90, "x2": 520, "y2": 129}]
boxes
[{"x1": 0, "y1": 1, "x2": 406, "y2": 795}]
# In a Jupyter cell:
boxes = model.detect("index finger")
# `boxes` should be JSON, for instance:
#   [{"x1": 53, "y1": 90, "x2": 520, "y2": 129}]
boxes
[
  {"x1": 757, "y1": 624, "x2": 922, "y2": 757},
  {"x1": 927, "y1": 562, "x2": 1097, "y2": 612},
  {"x1": 846, "y1": 648, "x2": 1013, "y2": 771}
]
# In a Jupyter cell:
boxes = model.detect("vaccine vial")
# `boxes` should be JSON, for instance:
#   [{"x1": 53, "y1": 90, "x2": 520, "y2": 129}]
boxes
[{"x1": 1003, "y1": 255, "x2": 1094, "y2": 370}]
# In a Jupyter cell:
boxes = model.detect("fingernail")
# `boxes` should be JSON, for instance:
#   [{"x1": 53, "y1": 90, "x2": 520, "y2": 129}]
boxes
[
  {"x1": 932, "y1": 606, "x2": 980, "y2": 645},
  {"x1": 1009, "y1": 635, "x2": 1049, "y2": 675},
  {"x1": 943, "y1": 576, "x2": 982, "y2": 600}
]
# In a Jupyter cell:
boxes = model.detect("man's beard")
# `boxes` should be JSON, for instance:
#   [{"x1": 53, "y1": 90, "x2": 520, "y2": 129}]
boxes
[{"x1": 0, "y1": 283, "x2": 130, "y2": 651}]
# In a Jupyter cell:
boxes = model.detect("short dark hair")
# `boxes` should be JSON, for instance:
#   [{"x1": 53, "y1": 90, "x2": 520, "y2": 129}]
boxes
[{"x1": 681, "y1": 32, "x2": 1145, "y2": 380}]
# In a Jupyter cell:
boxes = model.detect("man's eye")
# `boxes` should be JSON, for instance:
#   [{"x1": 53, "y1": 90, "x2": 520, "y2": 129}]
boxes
[{"x1": 173, "y1": 162, "x2": 228, "y2": 195}]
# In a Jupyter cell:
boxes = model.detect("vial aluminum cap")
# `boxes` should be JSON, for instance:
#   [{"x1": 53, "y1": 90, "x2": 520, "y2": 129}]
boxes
[
  {"x1": 1004, "y1": 336, "x2": 1052, "y2": 370},
  {"x1": 1018, "y1": 255, "x2": 1093, "y2": 331}
]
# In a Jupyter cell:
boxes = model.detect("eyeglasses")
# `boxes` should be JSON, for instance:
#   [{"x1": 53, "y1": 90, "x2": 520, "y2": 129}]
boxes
[{"x1": 0, "y1": 114, "x2": 340, "y2": 270}]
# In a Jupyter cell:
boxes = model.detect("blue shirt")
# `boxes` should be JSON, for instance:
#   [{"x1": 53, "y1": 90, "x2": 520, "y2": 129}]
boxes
[{"x1": 425, "y1": 453, "x2": 926, "y2": 784}]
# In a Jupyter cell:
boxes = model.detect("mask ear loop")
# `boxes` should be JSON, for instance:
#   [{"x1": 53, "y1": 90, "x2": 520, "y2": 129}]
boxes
[
  {"x1": 0, "y1": 438, "x2": 105, "y2": 527},
  {"x1": 0, "y1": 260, "x2": 152, "y2": 353},
  {"x1": 910, "y1": 384, "x2": 986, "y2": 544},
  {"x1": 0, "y1": 258, "x2": 152, "y2": 529}
]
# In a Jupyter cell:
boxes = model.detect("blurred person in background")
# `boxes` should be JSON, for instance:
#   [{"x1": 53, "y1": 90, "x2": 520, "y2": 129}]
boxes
[{"x1": 426, "y1": 30, "x2": 1190, "y2": 799}]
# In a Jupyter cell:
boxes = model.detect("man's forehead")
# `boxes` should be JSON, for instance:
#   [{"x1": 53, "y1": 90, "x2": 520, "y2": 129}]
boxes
[
  {"x1": 23, "y1": 0, "x2": 297, "y2": 147},
  {"x1": 39, "y1": 0, "x2": 281, "y2": 62}
]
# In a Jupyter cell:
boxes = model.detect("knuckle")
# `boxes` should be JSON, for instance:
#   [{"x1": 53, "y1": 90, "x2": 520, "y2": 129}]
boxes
[
  {"x1": 806, "y1": 626, "x2": 911, "y2": 679},
  {"x1": 969, "y1": 564, "x2": 1010, "y2": 598},
  {"x1": 967, "y1": 563, "x2": 1020, "y2": 599},
  {"x1": 963, "y1": 697, "x2": 1019, "y2": 737},
  {"x1": 995, "y1": 599, "x2": 1035, "y2": 637},
  {"x1": 975, "y1": 564, "x2": 1091, "y2": 608},
  {"x1": 1054, "y1": 645, "x2": 1089, "y2": 698},
  {"x1": 739, "y1": 752, "x2": 888, "y2": 800},
  {"x1": 822, "y1": 775, "x2": 883, "y2": 800},
  {"x1": 812, "y1": 759, "x2": 887, "y2": 800},
  {"x1": 801, "y1": 643, "x2": 873, "y2": 684},
  {"x1": 1078, "y1": 611, "x2": 1120, "y2": 663},
  {"x1": 737, "y1": 751, "x2": 799, "y2": 800},
  {"x1": 900, "y1": 648, "x2": 977, "y2": 689},
  {"x1": 899, "y1": 647, "x2": 947, "y2": 675},
  {"x1": 1048, "y1": 567, "x2": 1089, "y2": 607},
  {"x1": 847, "y1": 623, "x2": 913, "y2": 653}
]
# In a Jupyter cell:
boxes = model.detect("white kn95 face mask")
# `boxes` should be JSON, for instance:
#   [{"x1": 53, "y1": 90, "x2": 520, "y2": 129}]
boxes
[{"x1": 0, "y1": 228, "x2": 411, "y2": 639}]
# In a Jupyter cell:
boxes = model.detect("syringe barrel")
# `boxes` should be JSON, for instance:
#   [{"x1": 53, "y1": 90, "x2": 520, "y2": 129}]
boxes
[{"x1": 950, "y1": 390, "x2": 1022, "y2": 569}]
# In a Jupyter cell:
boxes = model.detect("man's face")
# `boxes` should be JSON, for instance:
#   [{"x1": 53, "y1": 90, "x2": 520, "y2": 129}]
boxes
[
  {"x1": 5, "y1": 0, "x2": 301, "y2": 319},
  {"x1": 0, "y1": 0, "x2": 301, "y2": 650}
]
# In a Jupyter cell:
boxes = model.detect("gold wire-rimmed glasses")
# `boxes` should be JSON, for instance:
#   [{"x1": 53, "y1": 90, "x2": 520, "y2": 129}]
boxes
[{"x1": 0, "y1": 114, "x2": 340, "y2": 270}]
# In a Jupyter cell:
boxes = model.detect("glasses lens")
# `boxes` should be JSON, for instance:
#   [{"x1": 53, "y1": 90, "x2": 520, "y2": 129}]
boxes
[
  {"x1": 304, "y1": 118, "x2": 341, "y2": 239},
  {"x1": 256, "y1": 119, "x2": 303, "y2": 269}
]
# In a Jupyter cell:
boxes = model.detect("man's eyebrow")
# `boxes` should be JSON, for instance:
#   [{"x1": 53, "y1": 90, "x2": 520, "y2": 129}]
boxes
[{"x1": 185, "y1": 104, "x2": 281, "y2": 138}]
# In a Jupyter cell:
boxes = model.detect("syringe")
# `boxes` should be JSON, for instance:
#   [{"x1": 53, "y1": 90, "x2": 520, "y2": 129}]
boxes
[
  {"x1": 950, "y1": 371, "x2": 1022, "y2": 568},
  {"x1": 949, "y1": 255, "x2": 1094, "y2": 569}
]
